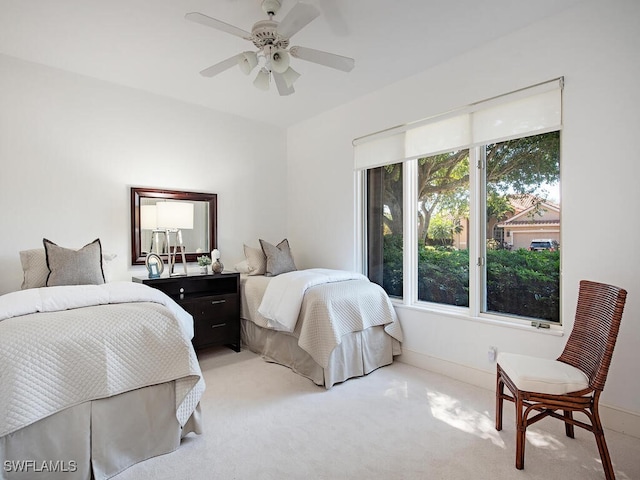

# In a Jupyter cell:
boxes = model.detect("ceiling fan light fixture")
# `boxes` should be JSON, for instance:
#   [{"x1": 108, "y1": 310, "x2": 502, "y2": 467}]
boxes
[
  {"x1": 186, "y1": 1, "x2": 355, "y2": 97},
  {"x1": 238, "y1": 51, "x2": 258, "y2": 75},
  {"x1": 281, "y1": 66, "x2": 301, "y2": 88},
  {"x1": 270, "y1": 49, "x2": 290, "y2": 74},
  {"x1": 253, "y1": 69, "x2": 271, "y2": 91}
]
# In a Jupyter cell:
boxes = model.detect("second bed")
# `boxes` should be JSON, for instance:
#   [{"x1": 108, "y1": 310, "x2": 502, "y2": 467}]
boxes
[{"x1": 240, "y1": 269, "x2": 402, "y2": 388}]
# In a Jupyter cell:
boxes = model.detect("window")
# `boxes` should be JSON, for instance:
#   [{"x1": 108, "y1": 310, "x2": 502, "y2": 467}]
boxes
[
  {"x1": 483, "y1": 133, "x2": 560, "y2": 322},
  {"x1": 417, "y1": 150, "x2": 469, "y2": 306},
  {"x1": 367, "y1": 163, "x2": 404, "y2": 298},
  {"x1": 357, "y1": 79, "x2": 562, "y2": 325}
]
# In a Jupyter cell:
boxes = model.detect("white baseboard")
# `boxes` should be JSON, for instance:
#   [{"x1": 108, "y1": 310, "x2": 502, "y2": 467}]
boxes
[{"x1": 397, "y1": 348, "x2": 640, "y2": 439}]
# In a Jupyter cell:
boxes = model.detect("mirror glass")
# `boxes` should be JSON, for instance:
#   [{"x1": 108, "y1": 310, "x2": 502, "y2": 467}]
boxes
[{"x1": 131, "y1": 188, "x2": 218, "y2": 265}]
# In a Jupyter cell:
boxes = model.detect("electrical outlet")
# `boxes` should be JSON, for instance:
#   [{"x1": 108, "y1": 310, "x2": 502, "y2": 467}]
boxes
[{"x1": 487, "y1": 346, "x2": 497, "y2": 362}]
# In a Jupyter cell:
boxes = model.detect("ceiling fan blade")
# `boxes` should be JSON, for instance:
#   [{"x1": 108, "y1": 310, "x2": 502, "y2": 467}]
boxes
[
  {"x1": 185, "y1": 12, "x2": 252, "y2": 40},
  {"x1": 273, "y1": 72, "x2": 295, "y2": 96},
  {"x1": 199, "y1": 54, "x2": 243, "y2": 77},
  {"x1": 276, "y1": 3, "x2": 320, "y2": 39},
  {"x1": 289, "y1": 46, "x2": 354, "y2": 72},
  {"x1": 319, "y1": 0, "x2": 349, "y2": 36}
]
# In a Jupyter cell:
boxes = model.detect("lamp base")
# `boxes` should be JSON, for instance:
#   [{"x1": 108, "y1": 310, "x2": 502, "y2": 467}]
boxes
[{"x1": 166, "y1": 230, "x2": 188, "y2": 277}]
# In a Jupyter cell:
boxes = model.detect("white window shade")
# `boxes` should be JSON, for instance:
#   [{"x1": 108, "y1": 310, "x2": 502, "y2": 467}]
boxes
[
  {"x1": 353, "y1": 131, "x2": 406, "y2": 170},
  {"x1": 354, "y1": 78, "x2": 563, "y2": 170},
  {"x1": 471, "y1": 89, "x2": 561, "y2": 146},
  {"x1": 405, "y1": 113, "x2": 471, "y2": 159}
]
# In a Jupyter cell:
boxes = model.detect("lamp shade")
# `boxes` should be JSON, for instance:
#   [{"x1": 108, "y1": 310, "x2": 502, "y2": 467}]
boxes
[
  {"x1": 281, "y1": 67, "x2": 300, "y2": 88},
  {"x1": 140, "y1": 205, "x2": 157, "y2": 230},
  {"x1": 270, "y1": 50, "x2": 290, "y2": 74},
  {"x1": 156, "y1": 201, "x2": 194, "y2": 229},
  {"x1": 238, "y1": 51, "x2": 258, "y2": 75},
  {"x1": 253, "y1": 69, "x2": 271, "y2": 91}
]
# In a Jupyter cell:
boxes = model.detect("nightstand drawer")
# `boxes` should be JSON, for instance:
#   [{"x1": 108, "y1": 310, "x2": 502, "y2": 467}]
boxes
[
  {"x1": 182, "y1": 293, "x2": 239, "y2": 349},
  {"x1": 183, "y1": 294, "x2": 237, "y2": 324},
  {"x1": 192, "y1": 317, "x2": 238, "y2": 348}
]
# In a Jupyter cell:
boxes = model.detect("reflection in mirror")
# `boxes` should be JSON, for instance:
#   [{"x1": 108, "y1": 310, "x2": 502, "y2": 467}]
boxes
[
  {"x1": 131, "y1": 188, "x2": 217, "y2": 265},
  {"x1": 140, "y1": 199, "x2": 209, "y2": 254}
]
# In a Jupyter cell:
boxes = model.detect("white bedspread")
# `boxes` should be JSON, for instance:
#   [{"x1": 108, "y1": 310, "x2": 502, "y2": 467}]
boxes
[
  {"x1": 0, "y1": 282, "x2": 204, "y2": 437},
  {"x1": 257, "y1": 269, "x2": 368, "y2": 332},
  {"x1": 244, "y1": 270, "x2": 402, "y2": 367},
  {"x1": 0, "y1": 281, "x2": 194, "y2": 338}
]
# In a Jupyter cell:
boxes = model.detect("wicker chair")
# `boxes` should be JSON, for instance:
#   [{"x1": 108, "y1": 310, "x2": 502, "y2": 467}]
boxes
[{"x1": 495, "y1": 280, "x2": 627, "y2": 480}]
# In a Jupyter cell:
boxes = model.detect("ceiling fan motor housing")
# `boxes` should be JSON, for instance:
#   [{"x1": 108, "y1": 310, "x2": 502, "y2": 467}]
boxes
[{"x1": 251, "y1": 20, "x2": 289, "y2": 50}]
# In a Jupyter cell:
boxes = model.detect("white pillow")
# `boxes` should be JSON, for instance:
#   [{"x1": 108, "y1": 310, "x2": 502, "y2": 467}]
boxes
[
  {"x1": 244, "y1": 244, "x2": 267, "y2": 276},
  {"x1": 19, "y1": 248, "x2": 49, "y2": 290},
  {"x1": 234, "y1": 259, "x2": 252, "y2": 274}
]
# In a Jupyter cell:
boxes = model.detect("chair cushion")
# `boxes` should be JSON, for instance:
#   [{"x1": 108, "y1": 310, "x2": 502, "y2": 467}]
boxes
[{"x1": 497, "y1": 352, "x2": 589, "y2": 395}]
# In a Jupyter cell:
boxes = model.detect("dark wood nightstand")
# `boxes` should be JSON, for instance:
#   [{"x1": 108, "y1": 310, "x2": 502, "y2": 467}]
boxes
[{"x1": 133, "y1": 272, "x2": 241, "y2": 352}]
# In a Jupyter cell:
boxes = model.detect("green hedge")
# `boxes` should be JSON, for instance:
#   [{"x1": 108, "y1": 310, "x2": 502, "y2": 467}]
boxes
[{"x1": 382, "y1": 235, "x2": 560, "y2": 322}]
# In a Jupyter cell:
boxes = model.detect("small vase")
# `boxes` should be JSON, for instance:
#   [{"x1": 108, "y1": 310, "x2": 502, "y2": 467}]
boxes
[
  {"x1": 212, "y1": 260, "x2": 224, "y2": 274},
  {"x1": 200, "y1": 265, "x2": 209, "y2": 274}
]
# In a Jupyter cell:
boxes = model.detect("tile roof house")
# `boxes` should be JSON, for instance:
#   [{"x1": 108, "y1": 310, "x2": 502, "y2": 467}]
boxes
[{"x1": 496, "y1": 195, "x2": 560, "y2": 250}]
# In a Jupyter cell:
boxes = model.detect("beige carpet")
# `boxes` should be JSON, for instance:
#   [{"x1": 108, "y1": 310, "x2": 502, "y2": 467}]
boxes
[{"x1": 115, "y1": 348, "x2": 640, "y2": 480}]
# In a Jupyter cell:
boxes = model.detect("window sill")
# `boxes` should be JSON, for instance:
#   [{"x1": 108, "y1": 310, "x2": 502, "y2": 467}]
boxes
[{"x1": 391, "y1": 299, "x2": 565, "y2": 337}]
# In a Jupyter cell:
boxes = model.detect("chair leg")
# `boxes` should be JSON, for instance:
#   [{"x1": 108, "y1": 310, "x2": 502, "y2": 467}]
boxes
[
  {"x1": 563, "y1": 410, "x2": 575, "y2": 438},
  {"x1": 592, "y1": 404, "x2": 615, "y2": 480},
  {"x1": 496, "y1": 370, "x2": 504, "y2": 431},
  {"x1": 515, "y1": 395, "x2": 526, "y2": 470}
]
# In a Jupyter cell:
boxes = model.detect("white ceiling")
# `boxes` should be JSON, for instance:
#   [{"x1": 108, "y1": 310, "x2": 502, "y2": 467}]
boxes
[{"x1": 0, "y1": 0, "x2": 584, "y2": 128}]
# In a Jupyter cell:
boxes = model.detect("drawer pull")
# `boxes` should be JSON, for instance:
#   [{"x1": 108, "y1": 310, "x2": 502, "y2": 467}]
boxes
[
  {"x1": 211, "y1": 323, "x2": 227, "y2": 329},
  {"x1": 210, "y1": 300, "x2": 226, "y2": 305}
]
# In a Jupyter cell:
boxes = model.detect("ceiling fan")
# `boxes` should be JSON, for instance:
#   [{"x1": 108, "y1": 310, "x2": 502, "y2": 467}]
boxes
[{"x1": 185, "y1": 0, "x2": 355, "y2": 96}]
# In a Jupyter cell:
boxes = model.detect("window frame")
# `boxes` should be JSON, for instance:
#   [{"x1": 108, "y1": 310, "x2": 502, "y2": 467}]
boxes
[
  {"x1": 357, "y1": 155, "x2": 563, "y2": 332},
  {"x1": 355, "y1": 80, "x2": 564, "y2": 331}
]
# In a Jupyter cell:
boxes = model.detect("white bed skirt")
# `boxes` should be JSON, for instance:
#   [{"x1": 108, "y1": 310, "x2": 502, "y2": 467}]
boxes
[
  {"x1": 241, "y1": 318, "x2": 401, "y2": 388},
  {"x1": 0, "y1": 381, "x2": 202, "y2": 480}
]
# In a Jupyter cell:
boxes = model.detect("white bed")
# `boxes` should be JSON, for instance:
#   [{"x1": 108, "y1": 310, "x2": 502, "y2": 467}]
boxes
[
  {"x1": 0, "y1": 282, "x2": 204, "y2": 480},
  {"x1": 240, "y1": 269, "x2": 403, "y2": 388}
]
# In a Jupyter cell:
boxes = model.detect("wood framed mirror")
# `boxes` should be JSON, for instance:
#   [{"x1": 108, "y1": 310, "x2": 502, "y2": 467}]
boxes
[{"x1": 131, "y1": 187, "x2": 218, "y2": 265}]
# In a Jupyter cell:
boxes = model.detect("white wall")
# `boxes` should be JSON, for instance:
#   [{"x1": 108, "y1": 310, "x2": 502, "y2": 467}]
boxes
[
  {"x1": 287, "y1": 0, "x2": 640, "y2": 434},
  {"x1": 0, "y1": 54, "x2": 288, "y2": 294}
]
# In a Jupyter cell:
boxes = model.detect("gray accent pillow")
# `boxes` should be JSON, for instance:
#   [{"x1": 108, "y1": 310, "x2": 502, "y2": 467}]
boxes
[
  {"x1": 259, "y1": 238, "x2": 297, "y2": 277},
  {"x1": 44, "y1": 238, "x2": 106, "y2": 286}
]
